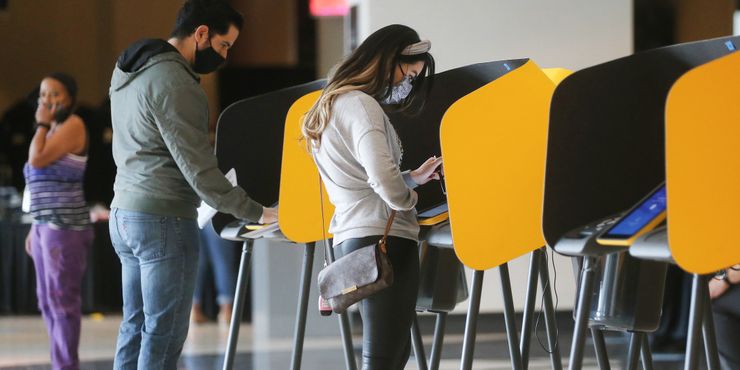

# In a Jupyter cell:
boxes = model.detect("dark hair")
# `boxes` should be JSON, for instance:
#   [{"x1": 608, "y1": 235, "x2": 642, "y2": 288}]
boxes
[
  {"x1": 303, "y1": 24, "x2": 435, "y2": 143},
  {"x1": 170, "y1": 0, "x2": 244, "y2": 39},
  {"x1": 46, "y1": 72, "x2": 78, "y2": 108},
  {"x1": 338, "y1": 24, "x2": 435, "y2": 111}
]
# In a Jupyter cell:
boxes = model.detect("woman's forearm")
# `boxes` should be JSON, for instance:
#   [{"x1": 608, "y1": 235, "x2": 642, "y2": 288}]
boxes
[{"x1": 28, "y1": 127, "x2": 49, "y2": 167}]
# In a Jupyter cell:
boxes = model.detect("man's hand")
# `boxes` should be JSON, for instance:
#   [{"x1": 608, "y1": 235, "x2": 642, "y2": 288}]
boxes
[
  {"x1": 709, "y1": 266, "x2": 739, "y2": 300},
  {"x1": 709, "y1": 278, "x2": 730, "y2": 300},
  {"x1": 410, "y1": 156, "x2": 443, "y2": 186},
  {"x1": 727, "y1": 265, "x2": 740, "y2": 284},
  {"x1": 258, "y1": 206, "x2": 278, "y2": 224}
]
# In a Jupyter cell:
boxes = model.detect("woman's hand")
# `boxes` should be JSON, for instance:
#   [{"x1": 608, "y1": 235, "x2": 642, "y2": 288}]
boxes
[
  {"x1": 35, "y1": 99, "x2": 56, "y2": 124},
  {"x1": 25, "y1": 231, "x2": 33, "y2": 258},
  {"x1": 259, "y1": 206, "x2": 278, "y2": 224},
  {"x1": 410, "y1": 156, "x2": 443, "y2": 186}
]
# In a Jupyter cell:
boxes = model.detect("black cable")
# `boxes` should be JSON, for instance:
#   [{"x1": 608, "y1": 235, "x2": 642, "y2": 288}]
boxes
[{"x1": 534, "y1": 248, "x2": 560, "y2": 354}]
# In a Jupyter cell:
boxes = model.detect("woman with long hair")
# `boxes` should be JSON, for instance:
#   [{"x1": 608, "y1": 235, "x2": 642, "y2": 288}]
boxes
[
  {"x1": 303, "y1": 24, "x2": 442, "y2": 369},
  {"x1": 24, "y1": 72, "x2": 93, "y2": 370}
]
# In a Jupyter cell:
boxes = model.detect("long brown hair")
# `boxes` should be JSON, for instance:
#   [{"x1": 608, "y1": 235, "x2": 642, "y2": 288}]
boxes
[{"x1": 302, "y1": 24, "x2": 435, "y2": 145}]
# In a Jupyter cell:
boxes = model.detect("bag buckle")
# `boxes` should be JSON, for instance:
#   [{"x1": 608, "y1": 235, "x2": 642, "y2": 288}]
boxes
[{"x1": 341, "y1": 285, "x2": 358, "y2": 294}]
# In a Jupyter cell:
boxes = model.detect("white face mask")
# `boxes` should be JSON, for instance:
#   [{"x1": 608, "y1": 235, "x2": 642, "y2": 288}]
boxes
[{"x1": 382, "y1": 75, "x2": 414, "y2": 105}]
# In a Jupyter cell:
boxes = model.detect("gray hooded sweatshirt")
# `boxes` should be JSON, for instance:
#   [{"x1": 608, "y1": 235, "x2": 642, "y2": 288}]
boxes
[{"x1": 109, "y1": 39, "x2": 262, "y2": 221}]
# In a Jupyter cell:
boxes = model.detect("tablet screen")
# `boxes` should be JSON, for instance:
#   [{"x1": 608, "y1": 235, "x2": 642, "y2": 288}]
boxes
[
  {"x1": 604, "y1": 185, "x2": 666, "y2": 238},
  {"x1": 418, "y1": 202, "x2": 448, "y2": 218}
]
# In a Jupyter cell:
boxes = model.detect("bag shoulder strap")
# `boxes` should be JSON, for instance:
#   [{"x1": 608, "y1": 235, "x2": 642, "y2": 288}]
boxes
[
  {"x1": 384, "y1": 210, "x2": 397, "y2": 237},
  {"x1": 378, "y1": 210, "x2": 397, "y2": 253}
]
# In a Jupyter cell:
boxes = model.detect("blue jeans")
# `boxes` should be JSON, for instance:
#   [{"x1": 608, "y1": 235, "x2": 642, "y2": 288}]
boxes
[
  {"x1": 193, "y1": 223, "x2": 237, "y2": 306},
  {"x1": 109, "y1": 208, "x2": 199, "y2": 370}
]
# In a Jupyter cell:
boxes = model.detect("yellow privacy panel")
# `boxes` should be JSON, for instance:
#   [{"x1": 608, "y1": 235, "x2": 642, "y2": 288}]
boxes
[
  {"x1": 542, "y1": 68, "x2": 572, "y2": 85},
  {"x1": 441, "y1": 60, "x2": 556, "y2": 270},
  {"x1": 665, "y1": 51, "x2": 740, "y2": 274},
  {"x1": 279, "y1": 91, "x2": 335, "y2": 243}
]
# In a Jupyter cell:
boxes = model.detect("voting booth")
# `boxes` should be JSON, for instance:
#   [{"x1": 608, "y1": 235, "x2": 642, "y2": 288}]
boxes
[
  {"x1": 545, "y1": 36, "x2": 740, "y2": 370},
  {"x1": 212, "y1": 80, "x2": 329, "y2": 370},
  {"x1": 438, "y1": 59, "x2": 565, "y2": 370},
  {"x1": 631, "y1": 49, "x2": 740, "y2": 370},
  {"x1": 390, "y1": 60, "x2": 538, "y2": 370}
]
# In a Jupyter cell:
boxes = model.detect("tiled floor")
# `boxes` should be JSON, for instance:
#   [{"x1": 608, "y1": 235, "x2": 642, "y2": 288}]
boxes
[{"x1": 0, "y1": 313, "x2": 689, "y2": 369}]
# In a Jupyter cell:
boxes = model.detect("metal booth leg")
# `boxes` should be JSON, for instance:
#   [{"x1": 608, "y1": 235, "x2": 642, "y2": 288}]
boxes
[
  {"x1": 639, "y1": 332, "x2": 654, "y2": 370},
  {"x1": 289, "y1": 242, "x2": 316, "y2": 370},
  {"x1": 429, "y1": 312, "x2": 448, "y2": 370},
  {"x1": 538, "y1": 249, "x2": 563, "y2": 370},
  {"x1": 500, "y1": 263, "x2": 524, "y2": 370},
  {"x1": 460, "y1": 270, "x2": 484, "y2": 370},
  {"x1": 568, "y1": 256, "x2": 597, "y2": 370},
  {"x1": 625, "y1": 332, "x2": 642, "y2": 370},
  {"x1": 520, "y1": 250, "x2": 542, "y2": 369},
  {"x1": 326, "y1": 241, "x2": 358, "y2": 370},
  {"x1": 684, "y1": 274, "x2": 705, "y2": 370},
  {"x1": 410, "y1": 311, "x2": 449, "y2": 370},
  {"x1": 411, "y1": 315, "x2": 429, "y2": 370},
  {"x1": 337, "y1": 310, "x2": 358, "y2": 370},
  {"x1": 591, "y1": 328, "x2": 611, "y2": 370},
  {"x1": 223, "y1": 240, "x2": 255, "y2": 370},
  {"x1": 701, "y1": 285, "x2": 720, "y2": 370}
]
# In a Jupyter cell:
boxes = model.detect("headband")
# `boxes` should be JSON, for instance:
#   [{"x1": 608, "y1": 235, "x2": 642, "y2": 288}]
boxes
[{"x1": 401, "y1": 40, "x2": 431, "y2": 55}]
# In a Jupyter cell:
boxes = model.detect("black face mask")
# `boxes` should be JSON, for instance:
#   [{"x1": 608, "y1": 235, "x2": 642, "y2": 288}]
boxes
[{"x1": 193, "y1": 38, "x2": 225, "y2": 74}]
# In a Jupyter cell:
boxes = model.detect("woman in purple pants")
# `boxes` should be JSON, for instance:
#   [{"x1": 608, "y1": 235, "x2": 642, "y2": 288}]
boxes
[{"x1": 23, "y1": 73, "x2": 93, "y2": 370}]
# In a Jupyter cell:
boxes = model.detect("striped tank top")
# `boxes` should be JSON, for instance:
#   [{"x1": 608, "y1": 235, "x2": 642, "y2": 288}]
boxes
[{"x1": 24, "y1": 153, "x2": 91, "y2": 230}]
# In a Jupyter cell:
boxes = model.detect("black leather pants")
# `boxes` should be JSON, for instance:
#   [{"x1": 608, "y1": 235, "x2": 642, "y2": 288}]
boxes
[{"x1": 336, "y1": 235, "x2": 419, "y2": 370}]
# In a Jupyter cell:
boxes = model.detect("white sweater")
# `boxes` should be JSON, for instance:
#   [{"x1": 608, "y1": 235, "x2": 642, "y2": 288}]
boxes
[{"x1": 313, "y1": 90, "x2": 420, "y2": 246}]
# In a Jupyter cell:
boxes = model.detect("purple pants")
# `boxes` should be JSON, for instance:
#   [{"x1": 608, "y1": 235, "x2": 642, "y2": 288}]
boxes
[{"x1": 30, "y1": 223, "x2": 93, "y2": 370}]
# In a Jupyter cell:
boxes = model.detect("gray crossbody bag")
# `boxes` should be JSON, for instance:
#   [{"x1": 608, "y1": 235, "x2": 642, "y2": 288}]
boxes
[{"x1": 315, "y1": 174, "x2": 396, "y2": 314}]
